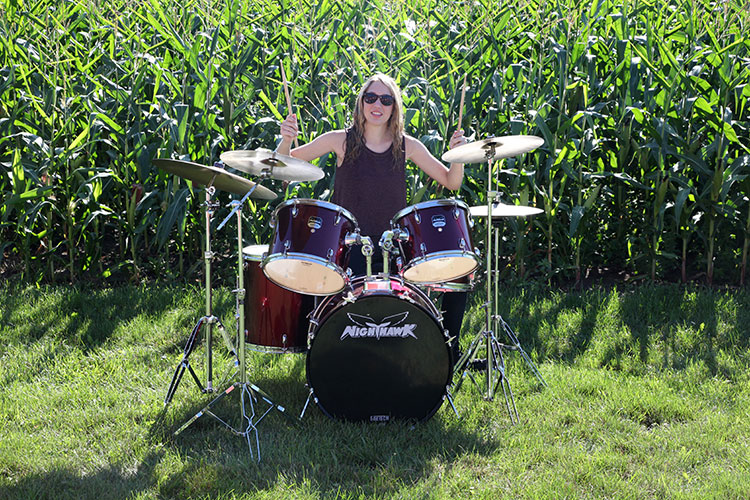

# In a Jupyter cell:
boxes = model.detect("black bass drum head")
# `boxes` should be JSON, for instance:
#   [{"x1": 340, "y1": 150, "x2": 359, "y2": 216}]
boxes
[{"x1": 306, "y1": 284, "x2": 452, "y2": 422}]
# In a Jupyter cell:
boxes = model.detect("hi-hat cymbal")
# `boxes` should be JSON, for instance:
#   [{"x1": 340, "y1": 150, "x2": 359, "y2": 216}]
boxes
[
  {"x1": 470, "y1": 202, "x2": 543, "y2": 218},
  {"x1": 442, "y1": 135, "x2": 544, "y2": 163},
  {"x1": 220, "y1": 148, "x2": 324, "y2": 182},
  {"x1": 153, "y1": 159, "x2": 276, "y2": 200}
]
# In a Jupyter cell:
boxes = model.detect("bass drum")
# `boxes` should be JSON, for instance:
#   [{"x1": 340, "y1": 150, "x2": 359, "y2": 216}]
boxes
[{"x1": 306, "y1": 277, "x2": 453, "y2": 422}]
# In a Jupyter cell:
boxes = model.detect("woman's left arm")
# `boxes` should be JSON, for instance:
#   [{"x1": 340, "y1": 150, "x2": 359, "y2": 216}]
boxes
[{"x1": 406, "y1": 130, "x2": 466, "y2": 191}]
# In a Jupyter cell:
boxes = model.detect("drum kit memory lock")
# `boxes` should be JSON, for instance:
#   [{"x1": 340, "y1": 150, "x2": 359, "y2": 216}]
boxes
[{"x1": 158, "y1": 136, "x2": 547, "y2": 460}]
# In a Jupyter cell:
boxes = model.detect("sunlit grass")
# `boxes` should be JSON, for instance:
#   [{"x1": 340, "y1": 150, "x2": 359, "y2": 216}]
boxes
[{"x1": 1, "y1": 282, "x2": 749, "y2": 498}]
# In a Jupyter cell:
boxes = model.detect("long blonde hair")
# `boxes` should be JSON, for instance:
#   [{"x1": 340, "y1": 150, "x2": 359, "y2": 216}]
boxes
[{"x1": 343, "y1": 73, "x2": 405, "y2": 167}]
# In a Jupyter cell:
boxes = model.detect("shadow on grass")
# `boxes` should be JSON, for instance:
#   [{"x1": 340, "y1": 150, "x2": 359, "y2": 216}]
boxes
[
  {"x1": 493, "y1": 282, "x2": 750, "y2": 378},
  {"x1": 0, "y1": 453, "x2": 166, "y2": 500},
  {"x1": 155, "y1": 373, "x2": 496, "y2": 498},
  {"x1": 1, "y1": 367, "x2": 496, "y2": 500}
]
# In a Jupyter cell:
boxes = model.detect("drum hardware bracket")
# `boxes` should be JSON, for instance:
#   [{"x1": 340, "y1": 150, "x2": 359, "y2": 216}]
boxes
[
  {"x1": 445, "y1": 388, "x2": 460, "y2": 418},
  {"x1": 299, "y1": 388, "x2": 315, "y2": 420}
]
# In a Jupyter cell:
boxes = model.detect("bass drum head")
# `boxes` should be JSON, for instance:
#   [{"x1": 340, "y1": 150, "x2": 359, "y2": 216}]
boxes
[{"x1": 307, "y1": 289, "x2": 452, "y2": 422}]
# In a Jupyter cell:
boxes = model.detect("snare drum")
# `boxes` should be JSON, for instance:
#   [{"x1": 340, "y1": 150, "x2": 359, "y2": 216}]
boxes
[
  {"x1": 306, "y1": 276, "x2": 452, "y2": 422},
  {"x1": 244, "y1": 245, "x2": 315, "y2": 353},
  {"x1": 263, "y1": 199, "x2": 358, "y2": 296},
  {"x1": 391, "y1": 199, "x2": 479, "y2": 284}
]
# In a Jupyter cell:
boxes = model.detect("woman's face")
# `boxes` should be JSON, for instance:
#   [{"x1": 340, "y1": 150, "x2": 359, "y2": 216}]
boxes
[{"x1": 361, "y1": 80, "x2": 394, "y2": 127}]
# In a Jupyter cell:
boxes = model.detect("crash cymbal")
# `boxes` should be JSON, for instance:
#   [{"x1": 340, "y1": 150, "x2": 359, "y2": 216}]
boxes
[
  {"x1": 470, "y1": 202, "x2": 543, "y2": 218},
  {"x1": 220, "y1": 148, "x2": 324, "y2": 182},
  {"x1": 442, "y1": 135, "x2": 544, "y2": 163},
  {"x1": 153, "y1": 159, "x2": 276, "y2": 200}
]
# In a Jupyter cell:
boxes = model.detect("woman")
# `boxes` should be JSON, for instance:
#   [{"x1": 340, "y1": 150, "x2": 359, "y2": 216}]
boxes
[{"x1": 276, "y1": 73, "x2": 468, "y2": 362}]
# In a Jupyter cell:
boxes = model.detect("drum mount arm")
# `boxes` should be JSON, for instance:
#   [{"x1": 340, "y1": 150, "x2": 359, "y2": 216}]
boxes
[
  {"x1": 345, "y1": 229, "x2": 375, "y2": 278},
  {"x1": 379, "y1": 228, "x2": 409, "y2": 277}
]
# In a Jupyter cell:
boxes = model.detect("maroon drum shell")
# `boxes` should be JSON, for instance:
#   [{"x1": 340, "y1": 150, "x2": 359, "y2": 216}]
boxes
[
  {"x1": 391, "y1": 200, "x2": 478, "y2": 283},
  {"x1": 264, "y1": 199, "x2": 357, "y2": 295},
  {"x1": 244, "y1": 250, "x2": 315, "y2": 353}
]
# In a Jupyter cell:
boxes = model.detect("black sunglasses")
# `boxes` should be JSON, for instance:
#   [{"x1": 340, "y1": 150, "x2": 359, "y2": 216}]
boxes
[{"x1": 362, "y1": 92, "x2": 394, "y2": 106}]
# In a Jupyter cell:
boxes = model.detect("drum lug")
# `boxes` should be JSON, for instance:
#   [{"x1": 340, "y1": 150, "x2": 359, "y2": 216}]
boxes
[
  {"x1": 453, "y1": 206, "x2": 460, "y2": 220},
  {"x1": 414, "y1": 210, "x2": 421, "y2": 224},
  {"x1": 283, "y1": 240, "x2": 291, "y2": 256},
  {"x1": 327, "y1": 248, "x2": 335, "y2": 262},
  {"x1": 420, "y1": 242, "x2": 427, "y2": 256},
  {"x1": 459, "y1": 238, "x2": 467, "y2": 251},
  {"x1": 292, "y1": 201, "x2": 299, "y2": 218},
  {"x1": 335, "y1": 210, "x2": 342, "y2": 225}
]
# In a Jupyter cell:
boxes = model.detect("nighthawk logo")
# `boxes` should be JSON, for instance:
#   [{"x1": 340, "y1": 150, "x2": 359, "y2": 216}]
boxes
[{"x1": 340, "y1": 312, "x2": 418, "y2": 340}]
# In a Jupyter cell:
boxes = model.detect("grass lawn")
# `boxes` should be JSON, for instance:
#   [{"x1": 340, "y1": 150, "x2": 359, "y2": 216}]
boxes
[{"x1": 1, "y1": 282, "x2": 748, "y2": 499}]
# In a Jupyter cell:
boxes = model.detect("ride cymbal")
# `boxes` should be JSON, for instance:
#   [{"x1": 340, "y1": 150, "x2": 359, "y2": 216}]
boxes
[
  {"x1": 442, "y1": 135, "x2": 544, "y2": 164},
  {"x1": 469, "y1": 202, "x2": 543, "y2": 218},
  {"x1": 220, "y1": 148, "x2": 324, "y2": 182},
  {"x1": 153, "y1": 159, "x2": 277, "y2": 199}
]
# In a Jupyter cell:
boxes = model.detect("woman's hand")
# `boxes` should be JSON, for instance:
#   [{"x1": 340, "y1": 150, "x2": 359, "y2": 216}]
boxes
[
  {"x1": 449, "y1": 129, "x2": 467, "y2": 151},
  {"x1": 277, "y1": 113, "x2": 298, "y2": 155}
]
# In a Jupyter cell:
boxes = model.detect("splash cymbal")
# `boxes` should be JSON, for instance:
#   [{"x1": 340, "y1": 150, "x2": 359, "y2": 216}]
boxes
[
  {"x1": 469, "y1": 202, "x2": 543, "y2": 218},
  {"x1": 442, "y1": 135, "x2": 544, "y2": 163},
  {"x1": 153, "y1": 159, "x2": 276, "y2": 200},
  {"x1": 220, "y1": 148, "x2": 324, "y2": 182}
]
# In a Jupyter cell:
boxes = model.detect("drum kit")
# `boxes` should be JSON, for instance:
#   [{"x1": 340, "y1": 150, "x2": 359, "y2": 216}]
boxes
[{"x1": 158, "y1": 134, "x2": 547, "y2": 460}]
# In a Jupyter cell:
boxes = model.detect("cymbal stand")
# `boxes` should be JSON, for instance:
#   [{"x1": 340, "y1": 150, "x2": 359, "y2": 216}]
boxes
[
  {"x1": 174, "y1": 179, "x2": 295, "y2": 462},
  {"x1": 164, "y1": 184, "x2": 238, "y2": 405},
  {"x1": 453, "y1": 147, "x2": 546, "y2": 422}
]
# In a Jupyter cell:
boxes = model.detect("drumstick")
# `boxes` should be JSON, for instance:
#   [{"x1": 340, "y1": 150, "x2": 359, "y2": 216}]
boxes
[
  {"x1": 457, "y1": 73, "x2": 467, "y2": 132},
  {"x1": 280, "y1": 62, "x2": 299, "y2": 149}
]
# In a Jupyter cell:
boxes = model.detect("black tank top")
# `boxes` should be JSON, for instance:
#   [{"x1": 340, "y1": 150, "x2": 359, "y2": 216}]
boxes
[{"x1": 332, "y1": 131, "x2": 407, "y2": 239}]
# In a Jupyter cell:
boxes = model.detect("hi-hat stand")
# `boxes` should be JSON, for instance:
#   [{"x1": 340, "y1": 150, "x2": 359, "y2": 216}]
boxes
[
  {"x1": 164, "y1": 184, "x2": 238, "y2": 405},
  {"x1": 173, "y1": 181, "x2": 294, "y2": 462},
  {"x1": 453, "y1": 145, "x2": 547, "y2": 423}
]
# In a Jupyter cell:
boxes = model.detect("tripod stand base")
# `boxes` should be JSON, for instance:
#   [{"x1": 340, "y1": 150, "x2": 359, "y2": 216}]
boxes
[
  {"x1": 173, "y1": 381, "x2": 297, "y2": 462},
  {"x1": 454, "y1": 329, "x2": 519, "y2": 423},
  {"x1": 164, "y1": 316, "x2": 238, "y2": 405}
]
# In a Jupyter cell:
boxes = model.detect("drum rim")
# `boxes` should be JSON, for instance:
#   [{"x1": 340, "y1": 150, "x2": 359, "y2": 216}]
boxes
[
  {"x1": 242, "y1": 244, "x2": 270, "y2": 261},
  {"x1": 391, "y1": 198, "x2": 471, "y2": 223},
  {"x1": 421, "y1": 279, "x2": 475, "y2": 292},
  {"x1": 400, "y1": 251, "x2": 480, "y2": 283},
  {"x1": 262, "y1": 252, "x2": 348, "y2": 296},
  {"x1": 272, "y1": 198, "x2": 358, "y2": 226},
  {"x1": 308, "y1": 275, "x2": 444, "y2": 331},
  {"x1": 246, "y1": 343, "x2": 307, "y2": 354}
]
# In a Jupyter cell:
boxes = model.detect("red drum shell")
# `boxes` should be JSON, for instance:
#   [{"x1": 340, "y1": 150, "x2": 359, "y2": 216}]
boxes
[
  {"x1": 391, "y1": 199, "x2": 479, "y2": 284},
  {"x1": 263, "y1": 199, "x2": 357, "y2": 296},
  {"x1": 244, "y1": 245, "x2": 315, "y2": 353}
]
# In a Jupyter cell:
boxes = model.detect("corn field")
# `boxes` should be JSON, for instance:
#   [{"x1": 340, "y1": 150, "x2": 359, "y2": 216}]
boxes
[{"x1": 1, "y1": 0, "x2": 749, "y2": 285}]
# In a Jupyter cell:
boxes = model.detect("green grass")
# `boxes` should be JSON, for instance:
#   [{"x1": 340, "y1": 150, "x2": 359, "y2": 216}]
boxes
[{"x1": 1, "y1": 281, "x2": 749, "y2": 499}]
